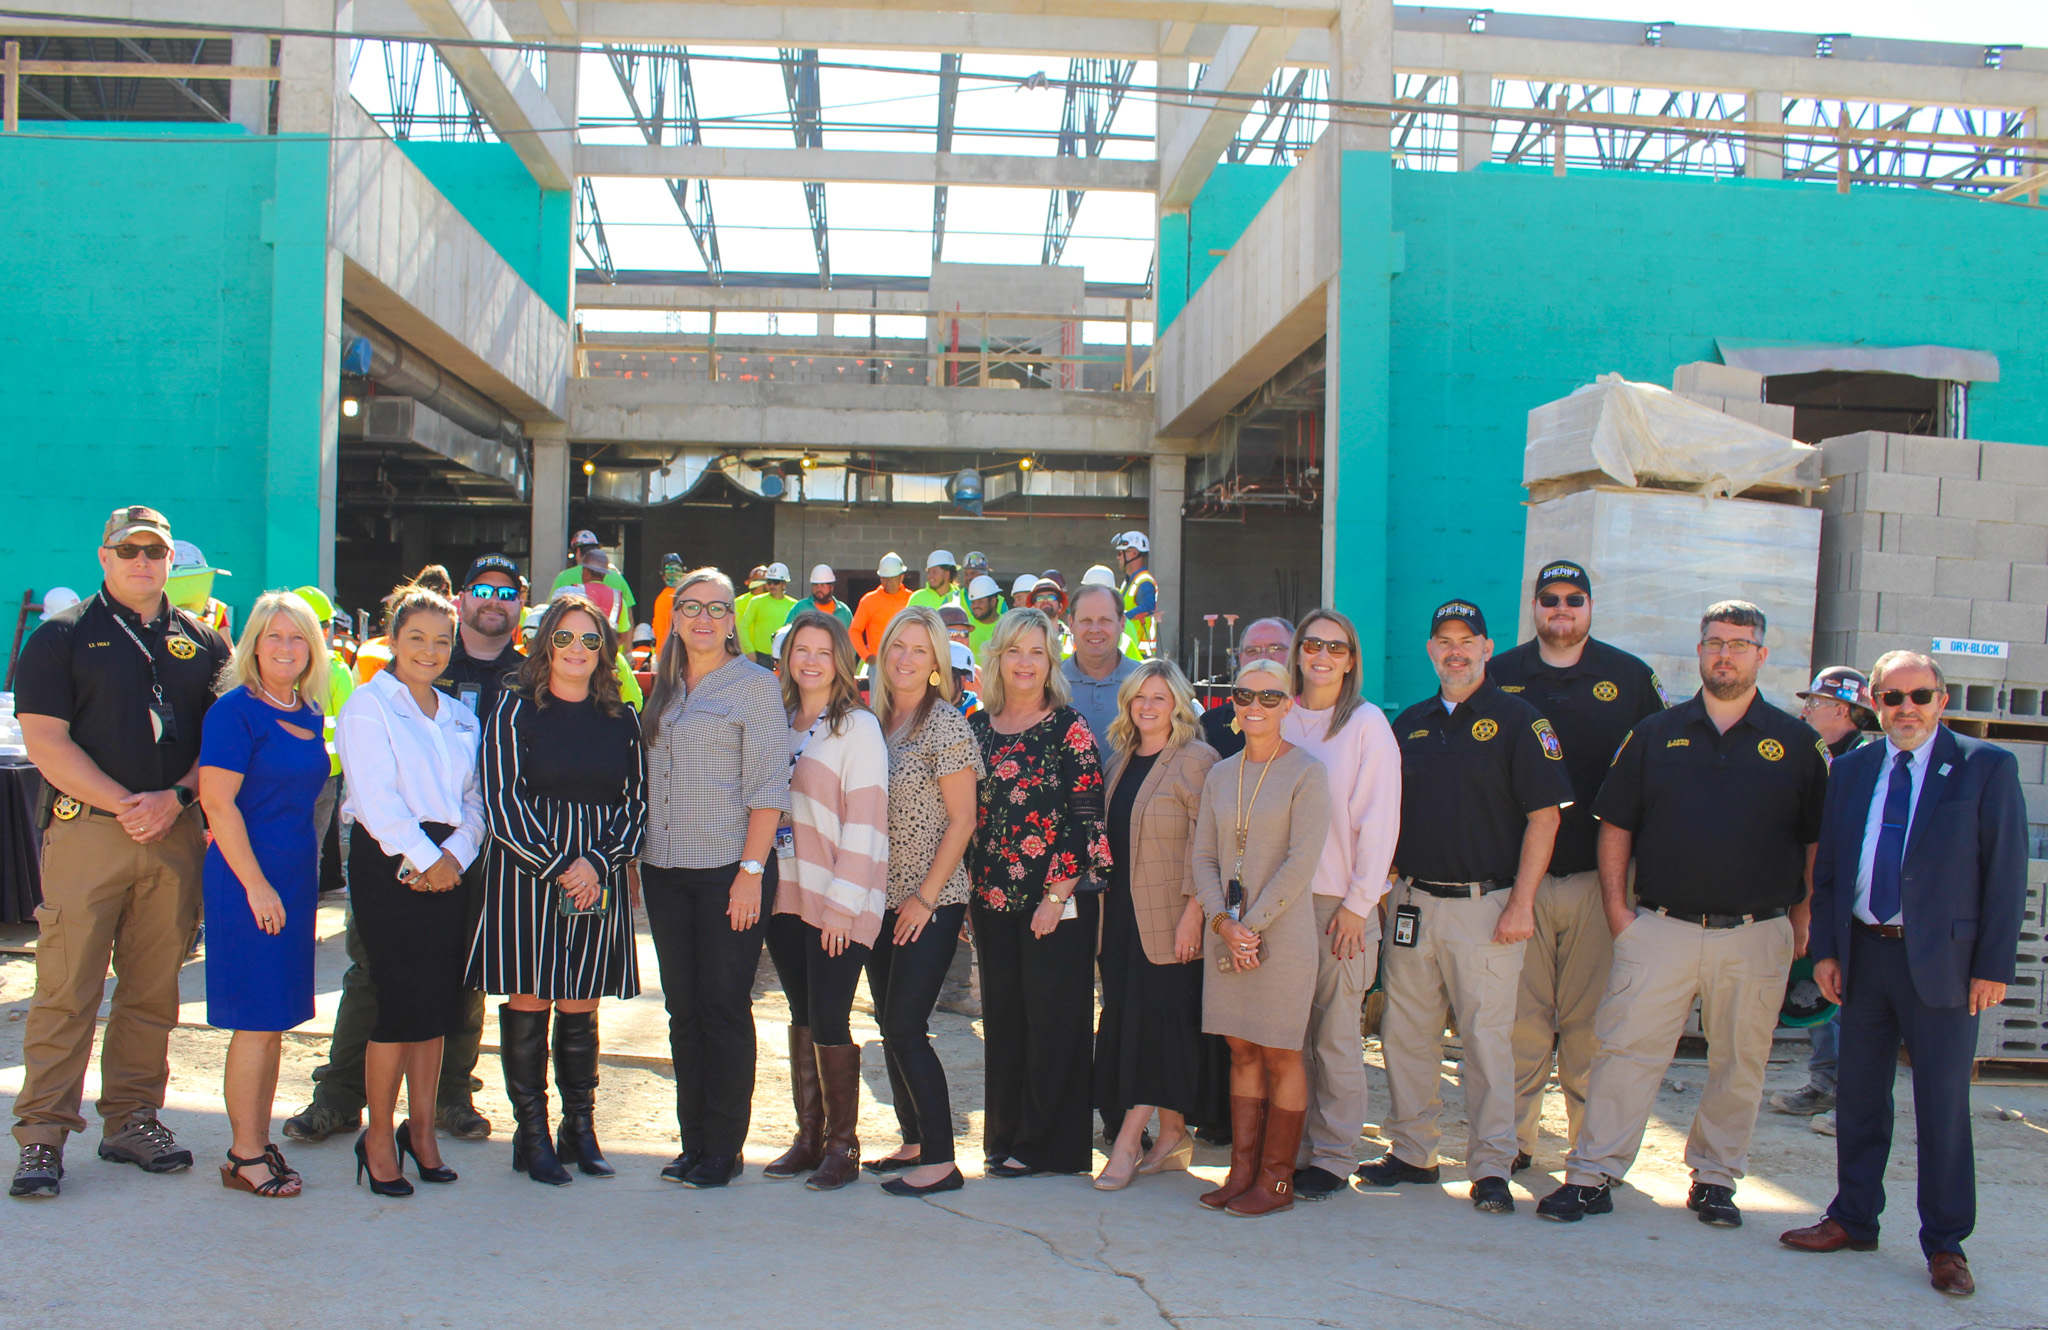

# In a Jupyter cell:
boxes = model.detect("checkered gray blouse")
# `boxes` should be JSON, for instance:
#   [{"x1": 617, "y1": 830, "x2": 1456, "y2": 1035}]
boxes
[{"x1": 642, "y1": 655, "x2": 794, "y2": 869}]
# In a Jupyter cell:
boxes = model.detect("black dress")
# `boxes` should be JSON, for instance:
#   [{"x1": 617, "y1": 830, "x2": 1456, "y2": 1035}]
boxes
[{"x1": 1093, "y1": 752, "x2": 1226, "y2": 1128}]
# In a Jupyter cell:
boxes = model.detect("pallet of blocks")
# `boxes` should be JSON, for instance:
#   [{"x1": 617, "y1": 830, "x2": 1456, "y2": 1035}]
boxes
[{"x1": 1975, "y1": 859, "x2": 2048, "y2": 1078}]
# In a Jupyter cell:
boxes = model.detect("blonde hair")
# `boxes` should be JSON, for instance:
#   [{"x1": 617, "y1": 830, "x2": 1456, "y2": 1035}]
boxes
[
  {"x1": 1289, "y1": 607, "x2": 1365, "y2": 737},
  {"x1": 1236, "y1": 658, "x2": 1291, "y2": 691},
  {"x1": 873, "y1": 606, "x2": 956, "y2": 739},
  {"x1": 780, "y1": 610, "x2": 867, "y2": 737},
  {"x1": 980, "y1": 607, "x2": 1070, "y2": 717},
  {"x1": 1107, "y1": 658, "x2": 1200, "y2": 756},
  {"x1": 222, "y1": 590, "x2": 331, "y2": 714},
  {"x1": 644, "y1": 567, "x2": 740, "y2": 743}
]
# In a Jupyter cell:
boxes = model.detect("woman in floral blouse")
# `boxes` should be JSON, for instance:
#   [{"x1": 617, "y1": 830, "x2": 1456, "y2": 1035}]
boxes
[{"x1": 967, "y1": 607, "x2": 1113, "y2": 1177}]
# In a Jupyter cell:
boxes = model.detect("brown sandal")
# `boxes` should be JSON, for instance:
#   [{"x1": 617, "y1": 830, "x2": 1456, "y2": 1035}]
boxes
[{"x1": 221, "y1": 1148, "x2": 301, "y2": 1197}]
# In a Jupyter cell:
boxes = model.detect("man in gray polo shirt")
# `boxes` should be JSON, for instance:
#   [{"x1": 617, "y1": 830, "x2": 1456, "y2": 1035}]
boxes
[{"x1": 1060, "y1": 584, "x2": 1139, "y2": 758}]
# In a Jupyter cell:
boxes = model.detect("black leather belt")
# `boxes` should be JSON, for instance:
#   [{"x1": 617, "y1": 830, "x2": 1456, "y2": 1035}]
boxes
[
  {"x1": 1643, "y1": 905, "x2": 1787, "y2": 930},
  {"x1": 1853, "y1": 920, "x2": 1905, "y2": 940},
  {"x1": 1410, "y1": 878, "x2": 1513, "y2": 899}
]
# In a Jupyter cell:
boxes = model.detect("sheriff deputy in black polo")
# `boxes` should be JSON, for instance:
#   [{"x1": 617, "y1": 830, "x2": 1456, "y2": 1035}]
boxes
[
  {"x1": 1357, "y1": 598, "x2": 1572, "y2": 1216},
  {"x1": 1540, "y1": 599, "x2": 1828, "y2": 1230},
  {"x1": 10, "y1": 505, "x2": 233, "y2": 1198},
  {"x1": 1487, "y1": 557, "x2": 1663, "y2": 1170}
]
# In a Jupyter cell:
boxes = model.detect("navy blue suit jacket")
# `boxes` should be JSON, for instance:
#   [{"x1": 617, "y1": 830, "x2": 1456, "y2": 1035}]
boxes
[{"x1": 1810, "y1": 726, "x2": 2028, "y2": 1010}]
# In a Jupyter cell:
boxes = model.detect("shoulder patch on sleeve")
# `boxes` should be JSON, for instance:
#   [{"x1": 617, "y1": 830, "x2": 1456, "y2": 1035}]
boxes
[
  {"x1": 1611, "y1": 730, "x2": 1631, "y2": 764},
  {"x1": 1533, "y1": 718, "x2": 1562, "y2": 759},
  {"x1": 1816, "y1": 738, "x2": 1829, "y2": 760}
]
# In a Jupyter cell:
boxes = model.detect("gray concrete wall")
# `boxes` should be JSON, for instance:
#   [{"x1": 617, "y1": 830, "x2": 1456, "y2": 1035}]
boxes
[{"x1": 1178, "y1": 510, "x2": 1325, "y2": 677}]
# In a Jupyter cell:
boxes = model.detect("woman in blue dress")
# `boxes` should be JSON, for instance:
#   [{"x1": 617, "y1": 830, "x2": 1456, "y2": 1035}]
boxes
[{"x1": 197, "y1": 589, "x2": 333, "y2": 1198}]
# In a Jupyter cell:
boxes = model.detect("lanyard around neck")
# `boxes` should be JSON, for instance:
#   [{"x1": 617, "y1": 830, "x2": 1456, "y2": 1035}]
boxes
[
  {"x1": 1232, "y1": 749, "x2": 1278, "y2": 882},
  {"x1": 99, "y1": 591, "x2": 169, "y2": 707}
]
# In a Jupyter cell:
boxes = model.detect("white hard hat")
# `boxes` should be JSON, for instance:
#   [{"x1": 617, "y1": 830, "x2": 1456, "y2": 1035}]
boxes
[
  {"x1": 1112, "y1": 530, "x2": 1149, "y2": 554},
  {"x1": 877, "y1": 552, "x2": 907, "y2": 578},
  {"x1": 39, "y1": 586, "x2": 80, "y2": 621},
  {"x1": 809, "y1": 564, "x2": 835, "y2": 584},
  {"x1": 523, "y1": 606, "x2": 548, "y2": 628},
  {"x1": 765, "y1": 562, "x2": 792, "y2": 582},
  {"x1": 967, "y1": 574, "x2": 1002, "y2": 601},
  {"x1": 1081, "y1": 564, "x2": 1118, "y2": 589},
  {"x1": 949, "y1": 641, "x2": 977, "y2": 675},
  {"x1": 1011, "y1": 573, "x2": 1037, "y2": 597},
  {"x1": 170, "y1": 539, "x2": 207, "y2": 571},
  {"x1": 925, "y1": 549, "x2": 957, "y2": 570},
  {"x1": 772, "y1": 624, "x2": 793, "y2": 659},
  {"x1": 631, "y1": 623, "x2": 655, "y2": 644}
]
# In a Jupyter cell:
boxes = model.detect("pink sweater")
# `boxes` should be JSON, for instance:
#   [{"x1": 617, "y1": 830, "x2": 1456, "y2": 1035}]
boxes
[
  {"x1": 1282, "y1": 699, "x2": 1401, "y2": 926},
  {"x1": 783, "y1": 708, "x2": 891, "y2": 946}
]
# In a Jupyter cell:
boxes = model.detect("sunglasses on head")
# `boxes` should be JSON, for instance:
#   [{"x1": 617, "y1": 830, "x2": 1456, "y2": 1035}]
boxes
[
  {"x1": 106, "y1": 542, "x2": 170, "y2": 562},
  {"x1": 677, "y1": 601, "x2": 734, "y2": 619},
  {"x1": 1299, "y1": 635, "x2": 1352, "y2": 658},
  {"x1": 1537, "y1": 593, "x2": 1587, "y2": 608},
  {"x1": 551, "y1": 629, "x2": 604, "y2": 651},
  {"x1": 468, "y1": 583, "x2": 520, "y2": 601},
  {"x1": 1876, "y1": 687, "x2": 1941, "y2": 707},
  {"x1": 1232, "y1": 687, "x2": 1288, "y2": 709}
]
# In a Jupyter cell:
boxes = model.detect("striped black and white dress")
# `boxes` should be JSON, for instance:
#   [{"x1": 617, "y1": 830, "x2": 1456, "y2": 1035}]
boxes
[{"x1": 469, "y1": 687, "x2": 646, "y2": 1000}]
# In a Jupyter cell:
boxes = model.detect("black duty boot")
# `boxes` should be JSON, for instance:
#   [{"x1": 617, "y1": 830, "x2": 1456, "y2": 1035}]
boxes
[
  {"x1": 552, "y1": 1009, "x2": 615, "y2": 1178},
  {"x1": 499, "y1": 1004, "x2": 572, "y2": 1186}
]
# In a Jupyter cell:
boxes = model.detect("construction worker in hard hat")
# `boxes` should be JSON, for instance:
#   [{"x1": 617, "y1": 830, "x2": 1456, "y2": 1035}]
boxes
[
  {"x1": 1111, "y1": 531, "x2": 1157, "y2": 657},
  {"x1": 964, "y1": 573, "x2": 1006, "y2": 665},
  {"x1": 909, "y1": 549, "x2": 965, "y2": 613},
  {"x1": 629, "y1": 622, "x2": 658, "y2": 672},
  {"x1": 1081, "y1": 564, "x2": 1143, "y2": 661},
  {"x1": 785, "y1": 563, "x2": 852, "y2": 631},
  {"x1": 650, "y1": 552, "x2": 688, "y2": 646},
  {"x1": 851, "y1": 551, "x2": 913, "y2": 663},
  {"x1": 733, "y1": 564, "x2": 769, "y2": 641},
  {"x1": 740, "y1": 561, "x2": 798, "y2": 664}
]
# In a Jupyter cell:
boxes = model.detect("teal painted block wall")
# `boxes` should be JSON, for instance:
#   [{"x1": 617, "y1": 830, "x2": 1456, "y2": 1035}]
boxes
[
  {"x1": 398, "y1": 142, "x2": 571, "y2": 319},
  {"x1": 0, "y1": 127, "x2": 330, "y2": 648},
  {"x1": 1158, "y1": 163, "x2": 1293, "y2": 328}
]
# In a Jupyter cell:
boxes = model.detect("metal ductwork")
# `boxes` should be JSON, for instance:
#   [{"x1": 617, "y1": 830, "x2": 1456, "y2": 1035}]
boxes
[{"x1": 341, "y1": 311, "x2": 525, "y2": 449}]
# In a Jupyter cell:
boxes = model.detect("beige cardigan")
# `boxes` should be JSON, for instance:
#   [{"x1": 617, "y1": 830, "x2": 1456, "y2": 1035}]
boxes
[{"x1": 1102, "y1": 739, "x2": 1220, "y2": 965}]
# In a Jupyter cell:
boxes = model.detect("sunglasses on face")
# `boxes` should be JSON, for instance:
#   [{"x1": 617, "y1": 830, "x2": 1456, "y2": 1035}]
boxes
[
  {"x1": 1232, "y1": 687, "x2": 1288, "y2": 709},
  {"x1": 105, "y1": 543, "x2": 170, "y2": 562},
  {"x1": 468, "y1": 583, "x2": 520, "y2": 601},
  {"x1": 1876, "y1": 688, "x2": 1941, "y2": 707},
  {"x1": 1299, "y1": 636, "x2": 1352, "y2": 658},
  {"x1": 551, "y1": 630, "x2": 604, "y2": 651},
  {"x1": 677, "y1": 600, "x2": 734, "y2": 619},
  {"x1": 1537, "y1": 593, "x2": 1587, "y2": 608}
]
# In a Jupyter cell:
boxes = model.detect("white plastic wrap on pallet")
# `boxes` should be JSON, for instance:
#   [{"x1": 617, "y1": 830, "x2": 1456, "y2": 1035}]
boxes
[
  {"x1": 1522, "y1": 488, "x2": 1821, "y2": 711},
  {"x1": 1525, "y1": 373, "x2": 1823, "y2": 496}
]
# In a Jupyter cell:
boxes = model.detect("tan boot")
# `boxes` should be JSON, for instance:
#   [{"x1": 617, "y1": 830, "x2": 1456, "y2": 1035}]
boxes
[
  {"x1": 1199, "y1": 1096, "x2": 1266, "y2": 1211},
  {"x1": 763, "y1": 1027, "x2": 824, "y2": 1179},
  {"x1": 1227, "y1": 1105, "x2": 1306, "y2": 1218},
  {"x1": 807, "y1": 1043, "x2": 863, "y2": 1192}
]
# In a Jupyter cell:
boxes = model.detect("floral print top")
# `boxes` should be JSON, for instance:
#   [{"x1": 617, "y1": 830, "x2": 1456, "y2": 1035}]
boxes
[{"x1": 967, "y1": 705, "x2": 1113, "y2": 912}]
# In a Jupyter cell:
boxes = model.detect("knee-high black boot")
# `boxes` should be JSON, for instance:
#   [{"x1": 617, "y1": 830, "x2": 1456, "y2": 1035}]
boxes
[
  {"x1": 499, "y1": 1004, "x2": 572, "y2": 1186},
  {"x1": 552, "y1": 1009, "x2": 615, "y2": 1178}
]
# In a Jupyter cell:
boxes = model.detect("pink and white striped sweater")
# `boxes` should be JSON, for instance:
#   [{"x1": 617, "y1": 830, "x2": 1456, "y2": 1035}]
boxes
[{"x1": 782, "y1": 707, "x2": 891, "y2": 946}]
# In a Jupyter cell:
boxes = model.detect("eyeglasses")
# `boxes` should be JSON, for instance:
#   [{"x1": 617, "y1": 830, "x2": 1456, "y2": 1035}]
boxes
[
  {"x1": 1231, "y1": 687, "x2": 1289, "y2": 709},
  {"x1": 1876, "y1": 688, "x2": 1942, "y2": 707},
  {"x1": 551, "y1": 630, "x2": 604, "y2": 651},
  {"x1": 468, "y1": 583, "x2": 520, "y2": 601},
  {"x1": 105, "y1": 543, "x2": 170, "y2": 562},
  {"x1": 1238, "y1": 643, "x2": 1289, "y2": 661},
  {"x1": 1299, "y1": 636, "x2": 1352, "y2": 658},
  {"x1": 677, "y1": 601, "x2": 734, "y2": 619},
  {"x1": 1700, "y1": 638, "x2": 1760, "y2": 656},
  {"x1": 1537, "y1": 593, "x2": 1588, "y2": 608}
]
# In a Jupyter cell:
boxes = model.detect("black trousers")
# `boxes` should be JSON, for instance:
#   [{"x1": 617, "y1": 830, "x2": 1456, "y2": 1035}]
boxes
[
  {"x1": 865, "y1": 903, "x2": 967, "y2": 1166},
  {"x1": 973, "y1": 892, "x2": 1099, "y2": 1174},
  {"x1": 1828, "y1": 929, "x2": 1980, "y2": 1257},
  {"x1": 765, "y1": 911, "x2": 870, "y2": 1045},
  {"x1": 642, "y1": 859, "x2": 777, "y2": 1155}
]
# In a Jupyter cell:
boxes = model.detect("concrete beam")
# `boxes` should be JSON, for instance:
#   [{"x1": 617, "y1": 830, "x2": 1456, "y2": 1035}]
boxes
[
  {"x1": 575, "y1": 281, "x2": 1152, "y2": 320},
  {"x1": 576, "y1": 144, "x2": 1156, "y2": 192},
  {"x1": 570, "y1": 378, "x2": 1166, "y2": 456},
  {"x1": 1158, "y1": 23, "x2": 1297, "y2": 210},
  {"x1": 1153, "y1": 140, "x2": 1337, "y2": 438},
  {"x1": 403, "y1": 0, "x2": 574, "y2": 189}
]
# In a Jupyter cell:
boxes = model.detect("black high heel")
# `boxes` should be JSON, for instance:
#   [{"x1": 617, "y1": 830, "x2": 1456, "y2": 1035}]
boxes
[
  {"x1": 395, "y1": 1121, "x2": 458, "y2": 1183},
  {"x1": 354, "y1": 1131, "x2": 414, "y2": 1198}
]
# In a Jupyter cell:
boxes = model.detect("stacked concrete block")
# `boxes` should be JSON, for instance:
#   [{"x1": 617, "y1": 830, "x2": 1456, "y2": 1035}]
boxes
[
  {"x1": 1977, "y1": 859, "x2": 2048, "y2": 1059},
  {"x1": 1670, "y1": 361, "x2": 1798, "y2": 436}
]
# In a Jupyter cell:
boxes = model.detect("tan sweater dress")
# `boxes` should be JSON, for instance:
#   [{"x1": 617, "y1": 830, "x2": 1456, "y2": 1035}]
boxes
[{"x1": 1191, "y1": 745, "x2": 1330, "y2": 1049}]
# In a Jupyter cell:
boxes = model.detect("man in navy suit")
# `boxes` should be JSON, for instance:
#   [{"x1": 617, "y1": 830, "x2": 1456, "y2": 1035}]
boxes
[{"x1": 1779, "y1": 651, "x2": 2027, "y2": 1298}]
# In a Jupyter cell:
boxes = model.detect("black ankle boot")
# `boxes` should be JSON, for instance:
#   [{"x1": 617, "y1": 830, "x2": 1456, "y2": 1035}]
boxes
[
  {"x1": 498, "y1": 1005, "x2": 572, "y2": 1186},
  {"x1": 552, "y1": 1009, "x2": 614, "y2": 1178}
]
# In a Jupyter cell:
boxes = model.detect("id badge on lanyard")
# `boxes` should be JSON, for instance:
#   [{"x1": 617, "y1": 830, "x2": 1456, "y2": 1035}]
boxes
[{"x1": 103, "y1": 594, "x2": 180, "y2": 745}]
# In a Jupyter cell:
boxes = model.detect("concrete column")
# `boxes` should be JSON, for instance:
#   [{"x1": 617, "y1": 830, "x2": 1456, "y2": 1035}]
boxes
[
  {"x1": 277, "y1": 0, "x2": 346, "y2": 135},
  {"x1": 1745, "y1": 90, "x2": 1785, "y2": 180},
  {"x1": 1147, "y1": 454, "x2": 1186, "y2": 660},
  {"x1": 1458, "y1": 71, "x2": 1494, "y2": 170},
  {"x1": 544, "y1": 41, "x2": 579, "y2": 131},
  {"x1": 531, "y1": 426, "x2": 571, "y2": 586},
  {"x1": 229, "y1": 32, "x2": 270, "y2": 134},
  {"x1": 1329, "y1": 0, "x2": 1392, "y2": 153}
]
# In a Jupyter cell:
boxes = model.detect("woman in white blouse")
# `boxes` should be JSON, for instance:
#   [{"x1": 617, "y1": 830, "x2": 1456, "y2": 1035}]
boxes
[{"x1": 335, "y1": 588, "x2": 487, "y2": 1196}]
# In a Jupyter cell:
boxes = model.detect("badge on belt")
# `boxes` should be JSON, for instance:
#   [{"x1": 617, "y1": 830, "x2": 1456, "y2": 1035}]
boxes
[{"x1": 52, "y1": 795, "x2": 83, "y2": 821}]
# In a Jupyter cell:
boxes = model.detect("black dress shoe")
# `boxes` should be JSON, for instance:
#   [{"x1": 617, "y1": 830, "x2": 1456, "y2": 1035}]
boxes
[
  {"x1": 862, "y1": 1155, "x2": 922, "y2": 1175},
  {"x1": 1292, "y1": 1166, "x2": 1346, "y2": 1202},
  {"x1": 681, "y1": 1153, "x2": 744, "y2": 1189},
  {"x1": 1470, "y1": 1176, "x2": 1515, "y2": 1214},
  {"x1": 986, "y1": 1160, "x2": 1034, "y2": 1179},
  {"x1": 1354, "y1": 1154, "x2": 1440, "y2": 1187},
  {"x1": 1688, "y1": 1182, "x2": 1741, "y2": 1227},
  {"x1": 1512, "y1": 1151, "x2": 1532, "y2": 1174},
  {"x1": 882, "y1": 1167, "x2": 965, "y2": 1198},
  {"x1": 1537, "y1": 1181, "x2": 1613, "y2": 1222},
  {"x1": 660, "y1": 1149, "x2": 705, "y2": 1183}
]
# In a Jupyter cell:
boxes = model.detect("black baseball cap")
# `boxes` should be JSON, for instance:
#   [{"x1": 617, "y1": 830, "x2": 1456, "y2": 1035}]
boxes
[
  {"x1": 463, "y1": 553, "x2": 520, "y2": 587},
  {"x1": 1431, "y1": 599, "x2": 1487, "y2": 638},
  {"x1": 1532, "y1": 558, "x2": 1591, "y2": 596}
]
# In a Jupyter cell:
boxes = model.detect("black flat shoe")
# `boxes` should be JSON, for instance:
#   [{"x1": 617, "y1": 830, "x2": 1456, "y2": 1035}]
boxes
[
  {"x1": 1512, "y1": 1151, "x2": 1532, "y2": 1174},
  {"x1": 660, "y1": 1149, "x2": 705, "y2": 1183},
  {"x1": 862, "y1": 1155, "x2": 922, "y2": 1175},
  {"x1": 395, "y1": 1121, "x2": 458, "y2": 1184},
  {"x1": 882, "y1": 1167, "x2": 964, "y2": 1197},
  {"x1": 354, "y1": 1132, "x2": 414, "y2": 1198},
  {"x1": 1354, "y1": 1154, "x2": 1440, "y2": 1187},
  {"x1": 985, "y1": 1160, "x2": 1034, "y2": 1179},
  {"x1": 680, "y1": 1153, "x2": 744, "y2": 1189}
]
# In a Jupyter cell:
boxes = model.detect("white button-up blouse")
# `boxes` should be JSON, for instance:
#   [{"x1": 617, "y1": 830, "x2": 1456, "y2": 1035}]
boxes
[{"x1": 336, "y1": 669, "x2": 487, "y2": 875}]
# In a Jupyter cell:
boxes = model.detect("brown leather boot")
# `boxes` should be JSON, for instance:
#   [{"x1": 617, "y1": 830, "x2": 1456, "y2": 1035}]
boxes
[
  {"x1": 1199, "y1": 1096, "x2": 1266, "y2": 1211},
  {"x1": 1227, "y1": 1105, "x2": 1305, "y2": 1218},
  {"x1": 763, "y1": 1027, "x2": 823, "y2": 1179},
  {"x1": 807, "y1": 1042, "x2": 863, "y2": 1192}
]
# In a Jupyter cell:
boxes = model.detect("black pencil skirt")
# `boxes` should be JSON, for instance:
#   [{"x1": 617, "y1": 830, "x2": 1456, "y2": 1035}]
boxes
[{"x1": 349, "y1": 822, "x2": 472, "y2": 1044}]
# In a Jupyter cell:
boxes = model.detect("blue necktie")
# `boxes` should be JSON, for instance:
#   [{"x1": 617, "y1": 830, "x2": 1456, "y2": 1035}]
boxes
[{"x1": 1869, "y1": 751, "x2": 1913, "y2": 924}]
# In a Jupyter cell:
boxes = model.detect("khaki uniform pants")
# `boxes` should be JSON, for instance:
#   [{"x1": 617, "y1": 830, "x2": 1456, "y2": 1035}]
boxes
[
  {"x1": 1379, "y1": 879, "x2": 1526, "y2": 1181},
  {"x1": 1566, "y1": 908, "x2": 1793, "y2": 1189},
  {"x1": 12, "y1": 809, "x2": 204, "y2": 1149},
  {"x1": 1297, "y1": 894, "x2": 1379, "y2": 1176},
  {"x1": 1512, "y1": 869, "x2": 1612, "y2": 1154}
]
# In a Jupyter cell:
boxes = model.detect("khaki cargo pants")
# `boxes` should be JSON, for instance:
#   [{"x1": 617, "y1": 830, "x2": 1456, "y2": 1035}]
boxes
[
  {"x1": 1297, "y1": 894, "x2": 1379, "y2": 1177},
  {"x1": 1512, "y1": 869, "x2": 1613, "y2": 1154}
]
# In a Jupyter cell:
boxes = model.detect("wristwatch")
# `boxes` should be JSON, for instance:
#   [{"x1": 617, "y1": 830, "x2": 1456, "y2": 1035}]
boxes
[
  {"x1": 739, "y1": 858, "x2": 764, "y2": 876},
  {"x1": 172, "y1": 786, "x2": 196, "y2": 809}
]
